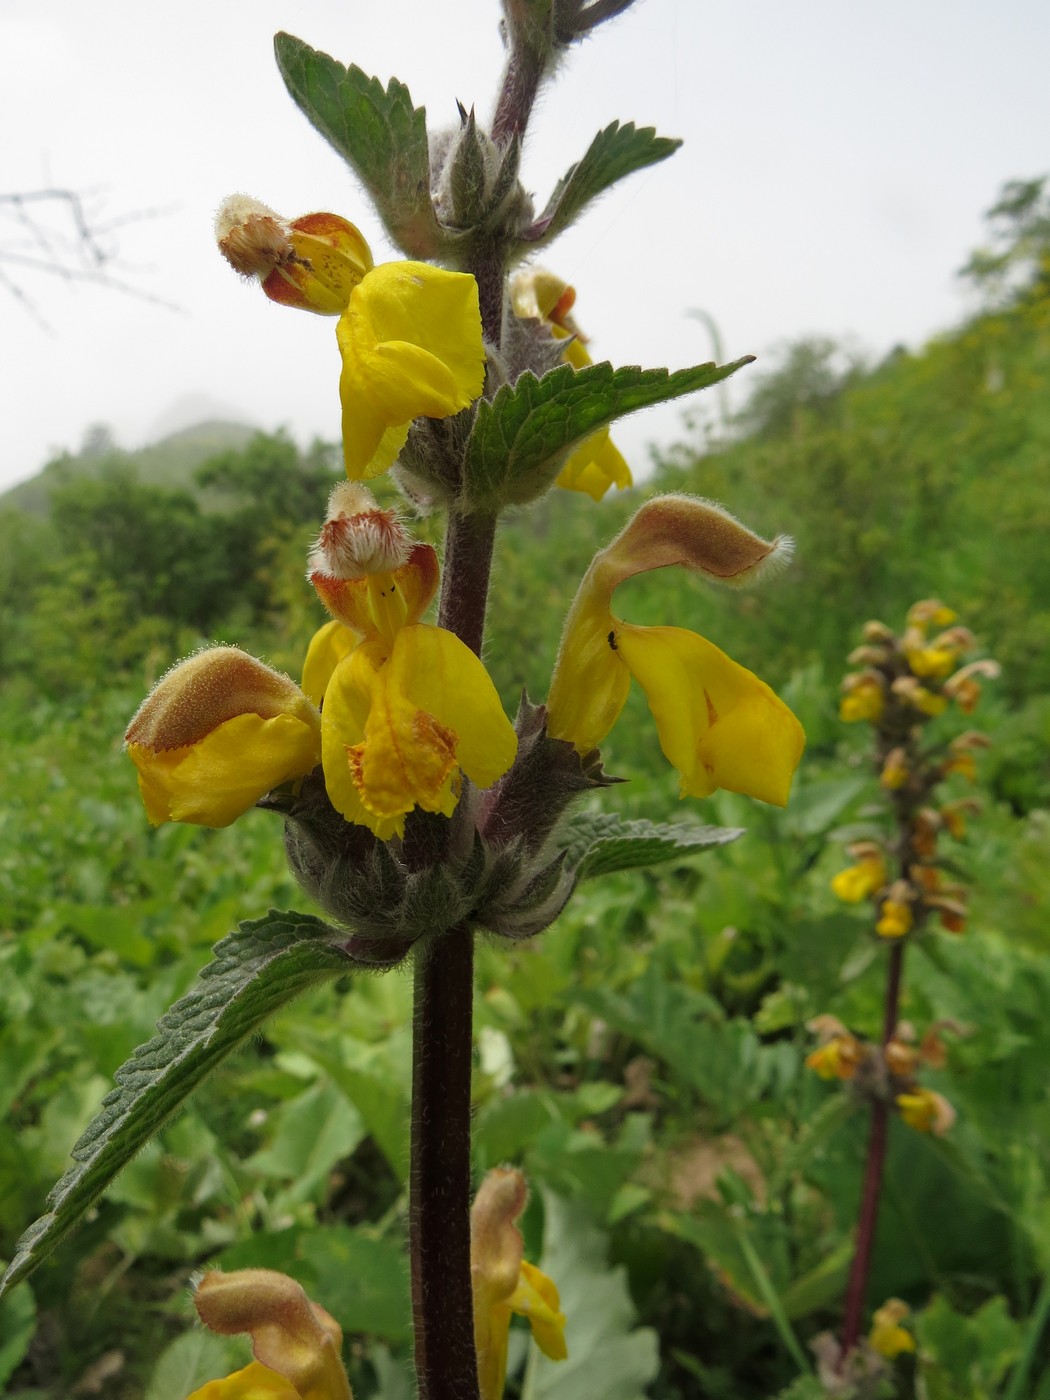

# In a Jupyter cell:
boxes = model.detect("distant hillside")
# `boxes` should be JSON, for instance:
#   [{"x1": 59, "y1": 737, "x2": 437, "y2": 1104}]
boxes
[{"x1": 1, "y1": 419, "x2": 259, "y2": 516}]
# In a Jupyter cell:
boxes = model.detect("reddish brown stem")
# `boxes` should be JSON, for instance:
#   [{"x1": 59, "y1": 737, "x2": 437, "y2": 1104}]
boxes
[
  {"x1": 491, "y1": 46, "x2": 544, "y2": 148},
  {"x1": 438, "y1": 509, "x2": 497, "y2": 655},
  {"x1": 840, "y1": 941, "x2": 906, "y2": 1359},
  {"x1": 409, "y1": 926, "x2": 480, "y2": 1400}
]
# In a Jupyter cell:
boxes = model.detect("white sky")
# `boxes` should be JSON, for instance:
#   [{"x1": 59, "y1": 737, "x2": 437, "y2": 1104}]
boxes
[{"x1": 1, "y1": 0, "x2": 1046, "y2": 493}]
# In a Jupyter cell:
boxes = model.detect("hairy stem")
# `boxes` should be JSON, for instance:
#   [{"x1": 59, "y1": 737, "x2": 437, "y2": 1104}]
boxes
[
  {"x1": 491, "y1": 44, "x2": 545, "y2": 148},
  {"x1": 410, "y1": 926, "x2": 480, "y2": 1400},
  {"x1": 840, "y1": 941, "x2": 906, "y2": 1360},
  {"x1": 438, "y1": 508, "x2": 497, "y2": 653}
]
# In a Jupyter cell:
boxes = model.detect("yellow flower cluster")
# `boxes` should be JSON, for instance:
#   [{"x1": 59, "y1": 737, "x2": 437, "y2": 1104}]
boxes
[
  {"x1": 805, "y1": 1017, "x2": 957, "y2": 1136},
  {"x1": 830, "y1": 602, "x2": 997, "y2": 942},
  {"x1": 124, "y1": 200, "x2": 807, "y2": 847}
]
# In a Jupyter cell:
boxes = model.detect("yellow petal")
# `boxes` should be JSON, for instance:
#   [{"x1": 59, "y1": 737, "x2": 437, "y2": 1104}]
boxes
[
  {"x1": 186, "y1": 1360, "x2": 300, "y2": 1399},
  {"x1": 302, "y1": 621, "x2": 358, "y2": 707},
  {"x1": 555, "y1": 427, "x2": 632, "y2": 501},
  {"x1": 127, "y1": 711, "x2": 321, "y2": 827},
  {"x1": 311, "y1": 544, "x2": 440, "y2": 640},
  {"x1": 320, "y1": 627, "x2": 514, "y2": 837},
  {"x1": 830, "y1": 855, "x2": 887, "y2": 902},
  {"x1": 615, "y1": 624, "x2": 805, "y2": 806},
  {"x1": 545, "y1": 605, "x2": 631, "y2": 755},
  {"x1": 389, "y1": 625, "x2": 517, "y2": 791},
  {"x1": 337, "y1": 262, "x2": 485, "y2": 479},
  {"x1": 346, "y1": 664, "x2": 461, "y2": 834},
  {"x1": 475, "y1": 1302, "x2": 513, "y2": 1400},
  {"x1": 510, "y1": 1260, "x2": 568, "y2": 1361}
]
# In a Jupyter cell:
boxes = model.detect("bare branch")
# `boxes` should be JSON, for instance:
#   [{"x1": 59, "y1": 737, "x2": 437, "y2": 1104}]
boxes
[{"x1": 0, "y1": 186, "x2": 176, "y2": 317}]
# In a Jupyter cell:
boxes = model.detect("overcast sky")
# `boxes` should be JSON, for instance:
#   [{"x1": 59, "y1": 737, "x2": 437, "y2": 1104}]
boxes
[{"x1": 1, "y1": 0, "x2": 1046, "y2": 494}]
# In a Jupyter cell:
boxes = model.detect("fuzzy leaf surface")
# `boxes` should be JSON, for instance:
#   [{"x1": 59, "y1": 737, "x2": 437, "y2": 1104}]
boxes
[
  {"x1": 274, "y1": 33, "x2": 445, "y2": 258},
  {"x1": 1, "y1": 910, "x2": 351, "y2": 1294},
  {"x1": 523, "y1": 121, "x2": 681, "y2": 246},
  {"x1": 561, "y1": 811, "x2": 743, "y2": 881},
  {"x1": 463, "y1": 357, "x2": 753, "y2": 509}
]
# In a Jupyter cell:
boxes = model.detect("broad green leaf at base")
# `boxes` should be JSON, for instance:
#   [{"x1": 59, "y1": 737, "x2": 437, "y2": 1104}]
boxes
[{"x1": 1, "y1": 910, "x2": 352, "y2": 1295}]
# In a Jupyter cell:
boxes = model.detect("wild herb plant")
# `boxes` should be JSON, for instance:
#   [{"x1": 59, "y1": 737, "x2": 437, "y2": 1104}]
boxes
[
  {"x1": 804, "y1": 601, "x2": 998, "y2": 1394},
  {"x1": 0, "y1": 5, "x2": 807, "y2": 1399}
]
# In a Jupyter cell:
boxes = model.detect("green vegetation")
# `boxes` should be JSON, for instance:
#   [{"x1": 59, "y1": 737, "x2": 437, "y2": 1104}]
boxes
[{"x1": 1, "y1": 181, "x2": 1049, "y2": 1399}]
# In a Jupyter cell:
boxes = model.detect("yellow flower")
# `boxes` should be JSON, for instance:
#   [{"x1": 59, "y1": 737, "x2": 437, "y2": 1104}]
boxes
[
  {"x1": 125, "y1": 649, "x2": 321, "y2": 828},
  {"x1": 216, "y1": 196, "x2": 486, "y2": 480},
  {"x1": 805, "y1": 1036, "x2": 862, "y2": 1081},
  {"x1": 511, "y1": 268, "x2": 632, "y2": 501},
  {"x1": 187, "y1": 1269, "x2": 352, "y2": 1400},
  {"x1": 216, "y1": 196, "x2": 373, "y2": 315},
  {"x1": 546, "y1": 496, "x2": 804, "y2": 805},
  {"x1": 839, "y1": 674, "x2": 885, "y2": 723},
  {"x1": 906, "y1": 644, "x2": 959, "y2": 680},
  {"x1": 895, "y1": 1087, "x2": 956, "y2": 1135},
  {"x1": 831, "y1": 851, "x2": 888, "y2": 903},
  {"x1": 891, "y1": 675, "x2": 948, "y2": 717},
  {"x1": 471, "y1": 1169, "x2": 568, "y2": 1400},
  {"x1": 907, "y1": 599, "x2": 957, "y2": 629},
  {"x1": 337, "y1": 261, "x2": 486, "y2": 479},
  {"x1": 320, "y1": 627, "x2": 517, "y2": 839},
  {"x1": 868, "y1": 1298, "x2": 916, "y2": 1359},
  {"x1": 309, "y1": 485, "x2": 516, "y2": 837},
  {"x1": 876, "y1": 897, "x2": 914, "y2": 940},
  {"x1": 880, "y1": 747, "x2": 909, "y2": 790}
]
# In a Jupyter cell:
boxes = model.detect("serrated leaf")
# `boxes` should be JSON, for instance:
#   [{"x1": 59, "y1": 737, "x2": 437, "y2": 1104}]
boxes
[
  {"x1": 560, "y1": 810, "x2": 743, "y2": 881},
  {"x1": 1, "y1": 910, "x2": 351, "y2": 1295},
  {"x1": 463, "y1": 358, "x2": 753, "y2": 509},
  {"x1": 523, "y1": 121, "x2": 681, "y2": 247},
  {"x1": 274, "y1": 33, "x2": 446, "y2": 258}
]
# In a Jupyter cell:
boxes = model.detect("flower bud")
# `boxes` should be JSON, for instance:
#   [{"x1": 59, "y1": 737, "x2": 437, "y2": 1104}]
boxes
[
  {"x1": 907, "y1": 599, "x2": 957, "y2": 629},
  {"x1": 880, "y1": 747, "x2": 909, "y2": 790},
  {"x1": 193, "y1": 1269, "x2": 351, "y2": 1400},
  {"x1": 839, "y1": 671, "x2": 885, "y2": 723},
  {"x1": 216, "y1": 194, "x2": 373, "y2": 314},
  {"x1": 891, "y1": 673, "x2": 948, "y2": 717},
  {"x1": 875, "y1": 882, "x2": 914, "y2": 939},
  {"x1": 943, "y1": 658, "x2": 1001, "y2": 713},
  {"x1": 125, "y1": 648, "x2": 321, "y2": 827},
  {"x1": 308, "y1": 482, "x2": 413, "y2": 579},
  {"x1": 895, "y1": 1087, "x2": 955, "y2": 1135}
]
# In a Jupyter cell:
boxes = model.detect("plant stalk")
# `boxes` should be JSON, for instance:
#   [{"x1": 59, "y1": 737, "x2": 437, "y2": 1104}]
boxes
[
  {"x1": 410, "y1": 925, "x2": 480, "y2": 1400},
  {"x1": 406, "y1": 36, "x2": 536, "y2": 1390},
  {"x1": 840, "y1": 940, "x2": 906, "y2": 1360}
]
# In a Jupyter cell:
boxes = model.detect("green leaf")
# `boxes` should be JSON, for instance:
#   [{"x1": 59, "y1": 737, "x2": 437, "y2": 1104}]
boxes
[
  {"x1": 560, "y1": 810, "x2": 743, "y2": 881},
  {"x1": 274, "y1": 33, "x2": 445, "y2": 258},
  {"x1": 521, "y1": 1193, "x2": 659, "y2": 1400},
  {"x1": 299, "y1": 1227, "x2": 413, "y2": 1344},
  {"x1": 144, "y1": 1330, "x2": 242, "y2": 1400},
  {"x1": 306, "y1": 1045, "x2": 411, "y2": 1184},
  {"x1": 247, "y1": 1077, "x2": 365, "y2": 1206},
  {"x1": 523, "y1": 121, "x2": 681, "y2": 247},
  {"x1": 1, "y1": 910, "x2": 351, "y2": 1295},
  {"x1": 463, "y1": 358, "x2": 753, "y2": 509},
  {"x1": 0, "y1": 1283, "x2": 35, "y2": 1388}
]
